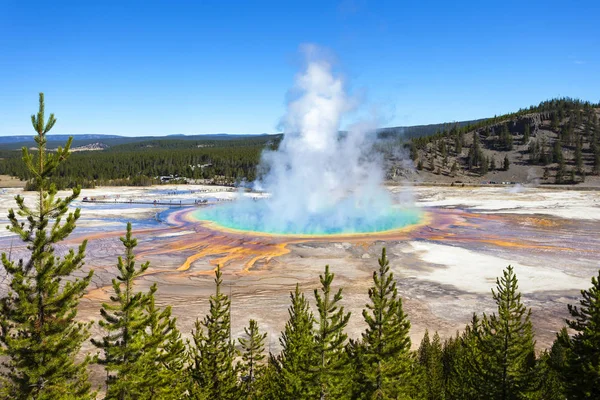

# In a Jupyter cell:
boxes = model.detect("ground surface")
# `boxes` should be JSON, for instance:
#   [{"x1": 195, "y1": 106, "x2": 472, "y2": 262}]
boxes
[{"x1": 1, "y1": 184, "x2": 599, "y2": 385}]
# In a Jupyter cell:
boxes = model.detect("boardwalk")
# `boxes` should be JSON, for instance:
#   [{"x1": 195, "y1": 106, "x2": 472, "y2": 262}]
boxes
[{"x1": 81, "y1": 198, "x2": 225, "y2": 207}]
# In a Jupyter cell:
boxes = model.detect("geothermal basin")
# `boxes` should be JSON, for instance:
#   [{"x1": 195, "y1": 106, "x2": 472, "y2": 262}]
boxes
[{"x1": 1, "y1": 184, "x2": 599, "y2": 355}]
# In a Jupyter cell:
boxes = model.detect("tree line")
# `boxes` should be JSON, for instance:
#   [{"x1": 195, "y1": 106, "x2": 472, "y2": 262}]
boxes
[
  {"x1": 2, "y1": 94, "x2": 600, "y2": 399},
  {"x1": 0, "y1": 137, "x2": 280, "y2": 190}
]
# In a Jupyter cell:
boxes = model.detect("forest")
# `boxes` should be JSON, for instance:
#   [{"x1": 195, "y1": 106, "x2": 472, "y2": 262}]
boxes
[{"x1": 1, "y1": 95, "x2": 600, "y2": 399}]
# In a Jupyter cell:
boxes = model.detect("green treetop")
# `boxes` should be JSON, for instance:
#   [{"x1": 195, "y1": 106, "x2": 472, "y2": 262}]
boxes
[
  {"x1": 561, "y1": 268, "x2": 600, "y2": 398},
  {"x1": 353, "y1": 248, "x2": 414, "y2": 399},
  {"x1": 189, "y1": 265, "x2": 239, "y2": 400},
  {"x1": 238, "y1": 319, "x2": 267, "y2": 399},
  {"x1": 0, "y1": 93, "x2": 94, "y2": 399},
  {"x1": 472, "y1": 265, "x2": 537, "y2": 399},
  {"x1": 275, "y1": 284, "x2": 318, "y2": 399},
  {"x1": 313, "y1": 265, "x2": 351, "y2": 399}
]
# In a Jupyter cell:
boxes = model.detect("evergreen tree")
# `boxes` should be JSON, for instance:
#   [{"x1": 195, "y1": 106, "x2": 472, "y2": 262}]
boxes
[
  {"x1": 450, "y1": 161, "x2": 458, "y2": 177},
  {"x1": 575, "y1": 138, "x2": 584, "y2": 172},
  {"x1": 313, "y1": 265, "x2": 351, "y2": 399},
  {"x1": 275, "y1": 284, "x2": 318, "y2": 399},
  {"x1": 417, "y1": 159, "x2": 423, "y2": 171},
  {"x1": 490, "y1": 157, "x2": 497, "y2": 171},
  {"x1": 472, "y1": 265, "x2": 537, "y2": 399},
  {"x1": 481, "y1": 155, "x2": 489, "y2": 175},
  {"x1": 353, "y1": 248, "x2": 414, "y2": 399},
  {"x1": 503, "y1": 155, "x2": 510, "y2": 171},
  {"x1": 140, "y1": 296, "x2": 189, "y2": 399},
  {"x1": 418, "y1": 330, "x2": 444, "y2": 400},
  {"x1": 553, "y1": 141, "x2": 563, "y2": 165},
  {"x1": 189, "y1": 266, "x2": 239, "y2": 400},
  {"x1": 93, "y1": 223, "x2": 185, "y2": 399},
  {"x1": 523, "y1": 123, "x2": 530, "y2": 143},
  {"x1": 444, "y1": 325, "x2": 482, "y2": 400},
  {"x1": 239, "y1": 319, "x2": 267, "y2": 399},
  {"x1": 537, "y1": 329, "x2": 567, "y2": 400},
  {"x1": 561, "y1": 268, "x2": 600, "y2": 398},
  {"x1": 0, "y1": 93, "x2": 94, "y2": 399}
]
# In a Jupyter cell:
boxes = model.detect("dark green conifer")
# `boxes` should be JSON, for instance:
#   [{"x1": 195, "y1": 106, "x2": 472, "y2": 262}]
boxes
[
  {"x1": 472, "y1": 265, "x2": 537, "y2": 399},
  {"x1": 418, "y1": 330, "x2": 445, "y2": 400},
  {"x1": 561, "y1": 268, "x2": 600, "y2": 398},
  {"x1": 354, "y1": 248, "x2": 413, "y2": 399},
  {"x1": 537, "y1": 329, "x2": 567, "y2": 400},
  {"x1": 0, "y1": 93, "x2": 94, "y2": 399},
  {"x1": 313, "y1": 265, "x2": 351, "y2": 399},
  {"x1": 239, "y1": 319, "x2": 267, "y2": 398},
  {"x1": 189, "y1": 266, "x2": 239, "y2": 400},
  {"x1": 275, "y1": 284, "x2": 318, "y2": 399},
  {"x1": 93, "y1": 222, "x2": 185, "y2": 399},
  {"x1": 503, "y1": 155, "x2": 510, "y2": 171},
  {"x1": 523, "y1": 124, "x2": 530, "y2": 143}
]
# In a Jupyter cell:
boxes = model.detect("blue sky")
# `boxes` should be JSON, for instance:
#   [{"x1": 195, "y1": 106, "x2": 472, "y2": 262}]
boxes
[{"x1": 1, "y1": 0, "x2": 598, "y2": 136}]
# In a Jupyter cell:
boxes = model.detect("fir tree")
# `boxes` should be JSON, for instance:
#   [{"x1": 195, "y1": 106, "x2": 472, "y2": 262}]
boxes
[
  {"x1": 575, "y1": 138, "x2": 584, "y2": 172},
  {"x1": 140, "y1": 296, "x2": 189, "y2": 399},
  {"x1": 561, "y1": 268, "x2": 600, "y2": 398},
  {"x1": 537, "y1": 329, "x2": 567, "y2": 400},
  {"x1": 418, "y1": 330, "x2": 445, "y2": 400},
  {"x1": 275, "y1": 284, "x2": 318, "y2": 399},
  {"x1": 0, "y1": 93, "x2": 94, "y2": 399},
  {"x1": 353, "y1": 248, "x2": 414, "y2": 399},
  {"x1": 313, "y1": 265, "x2": 351, "y2": 399},
  {"x1": 239, "y1": 319, "x2": 267, "y2": 399},
  {"x1": 444, "y1": 325, "x2": 482, "y2": 400},
  {"x1": 523, "y1": 123, "x2": 530, "y2": 143},
  {"x1": 450, "y1": 161, "x2": 458, "y2": 177},
  {"x1": 189, "y1": 266, "x2": 239, "y2": 400},
  {"x1": 503, "y1": 155, "x2": 510, "y2": 171},
  {"x1": 93, "y1": 222, "x2": 185, "y2": 399},
  {"x1": 472, "y1": 265, "x2": 537, "y2": 399}
]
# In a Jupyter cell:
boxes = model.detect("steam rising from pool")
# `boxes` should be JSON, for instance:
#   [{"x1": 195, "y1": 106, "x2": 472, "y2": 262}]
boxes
[{"x1": 195, "y1": 46, "x2": 421, "y2": 235}]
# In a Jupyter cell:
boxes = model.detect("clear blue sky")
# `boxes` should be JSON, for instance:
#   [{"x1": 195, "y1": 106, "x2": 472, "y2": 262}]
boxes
[{"x1": 1, "y1": 0, "x2": 598, "y2": 136}]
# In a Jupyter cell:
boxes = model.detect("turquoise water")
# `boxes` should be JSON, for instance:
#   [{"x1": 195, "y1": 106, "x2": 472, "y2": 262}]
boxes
[{"x1": 193, "y1": 200, "x2": 422, "y2": 235}]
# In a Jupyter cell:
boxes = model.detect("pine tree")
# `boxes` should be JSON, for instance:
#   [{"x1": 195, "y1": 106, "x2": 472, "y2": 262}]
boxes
[
  {"x1": 239, "y1": 319, "x2": 267, "y2": 398},
  {"x1": 472, "y1": 265, "x2": 537, "y2": 399},
  {"x1": 140, "y1": 296, "x2": 189, "y2": 399},
  {"x1": 490, "y1": 157, "x2": 497, "y2": 171},
  {"x1": 275, "y1": 284, "x2": 318, "y2": 399},
  {"x1": 523, "y1": 124, "x2": 530, "y2": 143},
  {"x1": 561, "y1": 268, "x2": 600, "y2": 398},
  {"x1": 92, "y1": 222, "x2": 184, "y2": 399},
  {"x1": 503, "y1": 155, "x2": 510, "y2": 171},
  {"x1": 444, "y1": 324, "x2": 482, "y2": 400},
  {"x1": 537, "y1": 329, "x2": 567, "y2": 400},
  {"x1": 450, "y1": 161, "x2": 458, "y2": 177},
  {"x1": 575, "y1": 138, "x2": 584, "y2": 173},
  {"x1": 353, "y1": 248, "x2": 413, "y2": 399},
  {"x1": 313, "y1": 265, "x2": 351, "y2": 399},
  {"x1": 189, "y1": 265, "x2": 239, "y2": 400},
  {"x1": 0, "y1": 93, "x2": 94, "y2": 399},
  {"x1": 418, "y1": 330, "x2": 445, "y2": 400}
]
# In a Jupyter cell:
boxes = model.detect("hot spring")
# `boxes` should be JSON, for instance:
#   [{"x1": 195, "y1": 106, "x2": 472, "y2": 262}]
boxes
[{"x1": 192, "y1": 199, "x2": 422, "y2": 236}]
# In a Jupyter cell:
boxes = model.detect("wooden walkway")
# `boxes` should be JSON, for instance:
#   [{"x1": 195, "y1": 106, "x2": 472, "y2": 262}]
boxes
[{"x1": 81, "y1": 199, "x2": 222, "y2": 207}]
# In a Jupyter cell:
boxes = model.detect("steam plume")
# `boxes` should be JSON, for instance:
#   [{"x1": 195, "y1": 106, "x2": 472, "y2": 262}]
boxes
[{"x1": 196, "y1": 48, "x2": 419, "y2": 235}]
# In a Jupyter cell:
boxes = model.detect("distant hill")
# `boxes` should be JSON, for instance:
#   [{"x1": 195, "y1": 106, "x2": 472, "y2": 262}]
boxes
[
  {"x1": 377, "y1": 119, "x2": 485, "y2": 139},
  {"x1": 390, "y1": 98, "x2": 600, "y2": 186}
]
